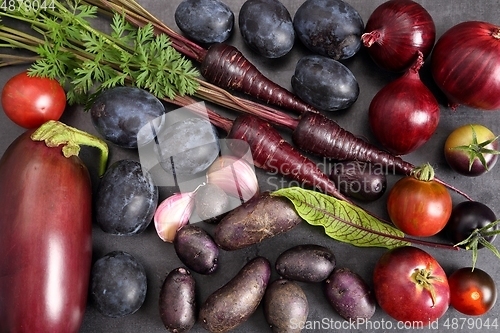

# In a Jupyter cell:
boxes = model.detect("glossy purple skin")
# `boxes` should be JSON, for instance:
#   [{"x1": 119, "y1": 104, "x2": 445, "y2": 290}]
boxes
[
  {"x1": 446, "y1": 201, "x2": 497, "y2": 248},
  {"x1": 0, "y1": 130, "x2": 92, "y2": 333},
  {"x1": 239, "y1": 0, "x2": 295, "y2": 58},
  {"x1": 362, "y1": 0, "x2": 436, "y2": 72},
  {"x1": 368, "y1": 65, "x2": 440, "y2": 155}
]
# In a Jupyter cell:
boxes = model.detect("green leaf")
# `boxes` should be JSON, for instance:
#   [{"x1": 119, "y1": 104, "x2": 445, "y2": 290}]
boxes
[{"x1": 272, "y1": 187, "x2": 411, "y2": 249}]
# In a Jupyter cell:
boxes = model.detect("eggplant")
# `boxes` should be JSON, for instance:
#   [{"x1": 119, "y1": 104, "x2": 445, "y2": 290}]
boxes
[{"x1": 0, "y1": 121, "x2": 108, "y2": 333}]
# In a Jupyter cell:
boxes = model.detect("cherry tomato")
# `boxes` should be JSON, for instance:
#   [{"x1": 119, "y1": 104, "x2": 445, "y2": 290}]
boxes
[
  {"x1": 444, "y1": 124, "x2": 499, "y2": 177},
  {"x1": 446, "y1": 201, "x2": 497, "y2": 248},
  {"x1": 1, "y1": 71, "x2": 66, "y2": 129},
  {"x1": 373, "y1": 246, "x2": 450, "y2": 324},
  {"x1": 387, "y1": 164, "x2": 452, "y2": 237},
  {"x1": 448, "y1": 267, "x2": 497, "y2": 316}
]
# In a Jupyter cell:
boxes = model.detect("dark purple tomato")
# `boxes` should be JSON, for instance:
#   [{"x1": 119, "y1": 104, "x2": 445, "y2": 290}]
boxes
[
  {"x1": 444, "y1": 124, "x2": 499, "y2": 177},
  {"x1": 449, "y1": 267, "x2": 497, "y2": 316},
  {"x1": 446, "y1": 201, "x2": 497, "y2": 248}
]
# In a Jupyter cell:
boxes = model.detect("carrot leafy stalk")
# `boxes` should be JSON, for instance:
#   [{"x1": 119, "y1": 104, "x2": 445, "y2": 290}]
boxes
[
  {"x1": 272, "y1": 187, "x2": 459, "y2": 250},
  {"x1": 0, "y1": 2, "x2": 199, "y2": 105}
]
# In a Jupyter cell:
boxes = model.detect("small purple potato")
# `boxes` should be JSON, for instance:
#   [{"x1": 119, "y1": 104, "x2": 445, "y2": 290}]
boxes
[
  {"x1": 194, "y1": 183, "x2": 230, "y2": 223},
  {"x1": 324, "y1": 267, "x2": 376, "y2": 321},
  {"x1": 159, "y1": 267, "x2": 196, "y2": 333},
  {"x1": 199, "y1": 257, "x2": 271, "y2": 333},
  {"x1": 174, "y1": 224, "x2": 219, "y2": 274},
  {"x1": 275, "y1": 244, "x2": 336, "y2": 283},
  {"x1": 214, "y1": 192, "x2": 303, "y2": 250},
  {"x1": 330, "y1": 160, "x2": 387, "y2": 201},
  {"x1": 264, "y1": 279, "x2": 309, "y2": 333}
]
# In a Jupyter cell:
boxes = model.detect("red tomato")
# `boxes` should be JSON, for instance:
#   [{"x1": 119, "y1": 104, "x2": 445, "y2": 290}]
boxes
[
  {"x1": 373, "y1": 246, "x2": 450, "y2": 324},
  {"x1": 387, "y1": 165, "x2": 452, "y2": 237},
  {"x1": 448, "y1": 267, "x2": 497, "y2": 316},
  {"x1": 1, "y1": 71, "x2": 66, "y2": 128}
]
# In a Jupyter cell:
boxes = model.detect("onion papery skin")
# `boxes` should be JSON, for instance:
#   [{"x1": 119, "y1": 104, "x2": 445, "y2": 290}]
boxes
[
  {"x1": 369, "y1": 55, "x2": 440, "y2": 155},
  {"x1": 361, "y1": 0, "x2": 436, "y2": 72},
  {"x1": 431, "y1": 21, "x2": 500, "y2": 110}
]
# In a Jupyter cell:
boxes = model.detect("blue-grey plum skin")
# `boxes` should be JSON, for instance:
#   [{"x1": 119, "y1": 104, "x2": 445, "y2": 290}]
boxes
[
  {"x1": 175, "y1": 0, "x2": 234, "y2": 44},
  {"x1": 90, "y1": 86, "x2": 165, "y2": 149},
  {"x1": 90, "y1": 251, "x2": 148, "y2": 318},
  {"x1": 292, "y1": 55, "x2": 359, "y2": 111},
  {"x1": 154, "y1": 117, "x2": 220, "y2": 175},
  {"x1": 239, "y1": 0, "x2": 295, "y2": 58},
  {"x1": 95, "y1": 160, "x2": 158, "y2": 235},
  {"x1": 293, "y1": 0, "x2": 364, "y2": 60}
]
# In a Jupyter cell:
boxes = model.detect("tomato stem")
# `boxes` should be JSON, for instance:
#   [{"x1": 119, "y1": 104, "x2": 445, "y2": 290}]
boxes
[
  {"x1": 411, "y1": 267, "x2": 443, "y2": 307},
  {"x1": 454, "y1": 219, "x2": 500, "y2": 270},
  {"x1": 449, "y1": 125, "x2": 500, "y2": 172},
  {"x1": 30, "y1": 120, "x2": 109, "y2": 177},
  {"x1": 411, "y1": 163, "x2": 435, "y2": 181}
]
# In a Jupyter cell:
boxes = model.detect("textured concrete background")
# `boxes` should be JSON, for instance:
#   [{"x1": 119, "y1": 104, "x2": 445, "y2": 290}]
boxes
[{"x1": 1, "y1": 1, "x2": 499, "y2": 332}]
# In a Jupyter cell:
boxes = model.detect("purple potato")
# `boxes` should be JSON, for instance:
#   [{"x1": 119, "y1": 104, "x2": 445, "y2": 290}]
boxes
[
  {"x1": 199, "y1": 257, "x2": 271, "y2": 333},
  {"x1": 174, "y1": 224, "x2": 219, "y2": 275},
  {"x1": 275, "y1": 244, "x2": 336, "y2": 283},
  {"x1": 159, "y1": 267, "x2": 196, "y2": 333},
  {"x1": 214, "y1": 192, "x2": 303, "y2": 250},
  {"x1": 324, "y1": 267, "x2": 376, "y2": 320},
  {"x1": 264, "y1": 279, "x2": 309, "y2": 333}
]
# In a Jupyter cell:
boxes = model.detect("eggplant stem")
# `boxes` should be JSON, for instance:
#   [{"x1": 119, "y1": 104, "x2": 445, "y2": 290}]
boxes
[{"x1": 30, "y1": 120, "x2": 109, "y2": 177}]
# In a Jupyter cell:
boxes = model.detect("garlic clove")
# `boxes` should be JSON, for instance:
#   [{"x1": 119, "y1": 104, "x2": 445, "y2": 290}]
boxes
[
  {"x1": 206, "y1": 155, "x2": 259, "y2": 201},
  {"x1": 154, "y1": 191, "x2": 195, "y2": 242}
]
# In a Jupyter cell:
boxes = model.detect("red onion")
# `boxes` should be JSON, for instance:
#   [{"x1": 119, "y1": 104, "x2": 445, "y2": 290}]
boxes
[
  {"x1": 369, "y1": 51, "x2": 440, "y2": 155},
  {"x1": 431, "y1": 21, "x2": 500, "y2": 111},
  {"x1": 361, "y1": 0, "x2": 436, "y2": 72}
]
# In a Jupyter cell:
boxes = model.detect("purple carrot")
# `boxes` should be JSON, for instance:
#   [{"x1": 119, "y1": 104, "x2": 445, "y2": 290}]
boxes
[
  {"x1": 292, "y1": 112, "x2": 414, "y2": 175},
  {"x1": 226, "y1": 114, "x2": 346, "y2": 200},
  {"x1": 199, "y1": 43, "x2": 317, "y2": 114},
  {"x1": 290, "y1": 112, "x2": 472, "y2": 200}
]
